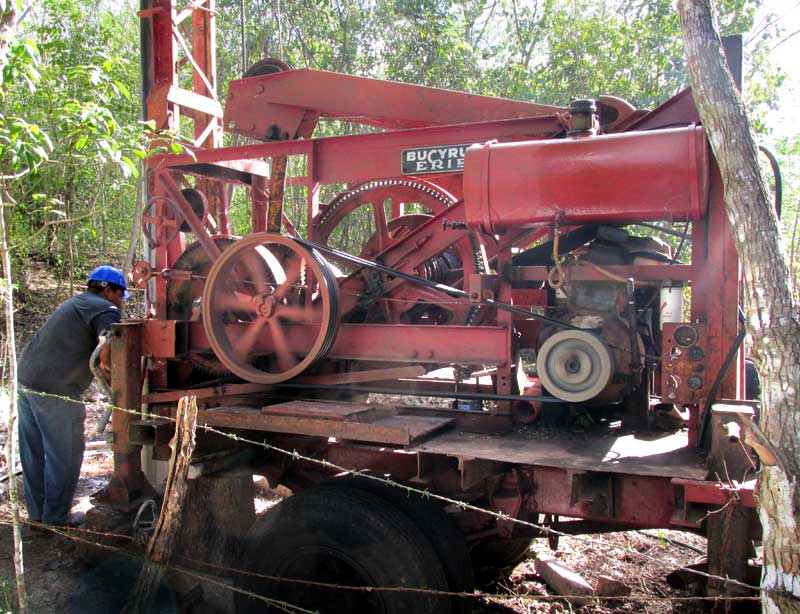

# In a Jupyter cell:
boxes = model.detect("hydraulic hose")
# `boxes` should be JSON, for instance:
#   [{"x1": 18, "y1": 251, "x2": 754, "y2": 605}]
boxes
[
  {"x1": 698, "y1": 307, "x2": 747, "y2": 447},
  {"x1": 90, "y1": 335, "x2": 114, "y2": 433}
]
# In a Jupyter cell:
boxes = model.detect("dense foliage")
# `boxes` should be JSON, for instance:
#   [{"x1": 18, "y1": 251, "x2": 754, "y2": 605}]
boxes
[
  {"x1": 1, "y1": 0, "x2": 145, "y2": 289},
  {"x1": 218, "y1": 0, "x2": 776, "y2": 112}
]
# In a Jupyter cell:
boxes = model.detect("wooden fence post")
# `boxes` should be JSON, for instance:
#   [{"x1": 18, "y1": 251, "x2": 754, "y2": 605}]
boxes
[{"x1": 122, "y1": 395, "x2": 198, "y2": 614}]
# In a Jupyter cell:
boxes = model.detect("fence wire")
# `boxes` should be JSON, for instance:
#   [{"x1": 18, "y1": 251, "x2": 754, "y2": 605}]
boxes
[
  {"x1": 0, "y1": 515, "x2": 761, "y2": 610},
  {"x1": 4, "y1": 385, "x2": 765, "y2": 605}
]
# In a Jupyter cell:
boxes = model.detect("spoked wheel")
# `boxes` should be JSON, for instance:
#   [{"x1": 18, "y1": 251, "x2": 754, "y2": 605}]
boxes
[
  {"x1": 312, "y1": 179, "x2": 456, "y2": 263},
  {"x1": 236, "y1": 484, "x2": 451, "y2": 614},
  {"x1": 360, "y1": 213, "x2": 435, "y2": 258},
  {"x1": 311, "y1": 179, "x2": 485, "y2": 325},
  {"x1": 142, "y1": 196, "x2": 182, "y2": 248},
  {"x1": 201, "y1": 233, "x2": 338, "y2": 384}
]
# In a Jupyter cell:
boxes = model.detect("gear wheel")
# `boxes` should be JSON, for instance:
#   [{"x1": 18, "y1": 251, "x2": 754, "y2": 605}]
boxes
[{"x1": 311, "y1": 178, "x2": 485, "y2": 325}]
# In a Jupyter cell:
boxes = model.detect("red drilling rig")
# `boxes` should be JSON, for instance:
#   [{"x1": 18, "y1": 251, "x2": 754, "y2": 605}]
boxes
[{"x1": 94, "y1": 2, "x2": 761, "y2": 611}]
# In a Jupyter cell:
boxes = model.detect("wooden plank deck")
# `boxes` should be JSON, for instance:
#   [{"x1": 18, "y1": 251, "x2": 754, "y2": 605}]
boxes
[
  {"x1": 198, "y1": 401, "x2": 453, "y2": 446},
  {"x1": 197, "y1": 400, "x2": 706, "y2": 480}
]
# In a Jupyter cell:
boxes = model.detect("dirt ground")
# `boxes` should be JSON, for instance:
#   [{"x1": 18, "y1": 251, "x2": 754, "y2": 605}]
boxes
[{"x1": 0, "y1": 265, "x2": 713, "y2": 613}]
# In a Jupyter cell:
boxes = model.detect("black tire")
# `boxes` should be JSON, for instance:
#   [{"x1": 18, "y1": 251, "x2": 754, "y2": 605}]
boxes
[
  {"x1": 471, "y1": 536, "x2": 535, "y2": 583},
  {"x1": 333, "y1": 474, "x2": 475, "y2": 613},
  {"x1": 235, "y1": 484, "x2": 451, "y2": 614}
]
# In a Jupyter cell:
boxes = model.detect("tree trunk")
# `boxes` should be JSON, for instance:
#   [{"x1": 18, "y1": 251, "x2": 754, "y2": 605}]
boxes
[
  {"x1": 1, "y1": 9, "x2": 30, "y2": 612},
  {"x1": 122, "y1": 396, "x2": 198, "y2": 614},
  {"x1": 170, "y1": 473, "x2": 255, "y2": 612},
  {"x1": 1, "y1": 190, "x2": 29, "y2": 614},
  {"x1": 678, "y1": 1, "x2": 800, "y2": 611}
]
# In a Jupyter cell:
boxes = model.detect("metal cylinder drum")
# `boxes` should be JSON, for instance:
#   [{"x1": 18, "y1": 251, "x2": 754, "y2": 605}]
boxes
[
  {"x1": 463, "y1": 126, "x2": 710, "y2": 234},
  {"x1": 537, "y1": 330, "x2": 615, "y2": 403}
]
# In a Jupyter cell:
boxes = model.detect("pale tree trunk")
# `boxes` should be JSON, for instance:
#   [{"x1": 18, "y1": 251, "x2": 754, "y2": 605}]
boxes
[
  {"x1": 678, "y1": 1, "x2": 800, "y2": 611},
  {"x1": 0, "y1": 189, "x2": 28, "y2": 614},
  {"x1": 1, "y1": 7, "x2": 30, "y2": 613}
]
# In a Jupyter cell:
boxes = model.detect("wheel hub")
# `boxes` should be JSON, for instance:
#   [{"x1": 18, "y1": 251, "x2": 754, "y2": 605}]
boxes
[
  {"x1": 537, "y1": 329, "x2": 614, "y2": 402},
  {"x1": 257, "y1": 295, "x2": 278, "y2": 318}
]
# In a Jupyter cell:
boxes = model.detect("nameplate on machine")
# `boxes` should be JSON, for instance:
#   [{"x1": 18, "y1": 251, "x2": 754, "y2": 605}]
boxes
[{"x1": 401, "y1": 144, "x2": 471, "y2": 175}]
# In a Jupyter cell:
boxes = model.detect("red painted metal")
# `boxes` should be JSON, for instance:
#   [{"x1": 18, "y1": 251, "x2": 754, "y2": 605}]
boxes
[
  {"x1": 148, "y1": 115, "x2": 566, "y2": 187},
  {"x1": 127, "y1": 6, "x2": 756, "y2": 556},
  {"x1": 224, "y1": 68, "x2": 567, "y2": 139},
  {"x1": 463, "y1": 126, "x2": 710, "y2": 233},
  {"x1": 97, "y1": 323, "x2": 157, "y2": 509},
  {"x1": 528, "y1": 467, "x2": 682, "y2": 529},
  {"x1": 184, "y1": 322, "x2": 510, "y2": 366},
  {"x1": 512, "y1": 264, "x2": 694, "y2": 283},
  {"x1": 672, "y1": 477, "x2": 757, "y2": 509}
]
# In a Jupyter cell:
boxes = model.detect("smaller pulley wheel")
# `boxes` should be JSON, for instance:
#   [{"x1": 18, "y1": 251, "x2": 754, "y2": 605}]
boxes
[
  {"x1": 142, "y1": 196, "x2": 182, "y2": 247},
  {"x1": 202, "y1": 233, "x2": 338, "y2": 384},
  {"x1": 131, "y1": 261, "x2": 153, "y2": 289},
  {"x1": 537, "y1": 329, "x2": 613, "y2": 402}
]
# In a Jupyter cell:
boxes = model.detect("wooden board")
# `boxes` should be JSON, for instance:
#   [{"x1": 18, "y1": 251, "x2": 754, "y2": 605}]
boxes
[
  {"x1": 198, "y1": 404, "x2": 453, "y2": 446},
  {"x1": 262, "y1": 400, "x2": 377, "y2": 421},
  {"x1": 411, "y1": 428, "x2": 708, "y2": 480}
]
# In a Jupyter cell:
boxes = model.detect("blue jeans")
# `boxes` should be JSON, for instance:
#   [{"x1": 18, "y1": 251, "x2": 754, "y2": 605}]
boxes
[{"x1": 17, "y1": 388, "x2": 85, "y2": 525}]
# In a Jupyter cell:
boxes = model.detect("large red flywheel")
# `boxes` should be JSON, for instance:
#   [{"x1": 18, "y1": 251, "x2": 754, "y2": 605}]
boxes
[{"x1": 202, "y1": 233, "x2": 339, "y2": 384}]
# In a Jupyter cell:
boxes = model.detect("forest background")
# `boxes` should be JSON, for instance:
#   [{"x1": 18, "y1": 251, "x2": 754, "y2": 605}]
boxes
[{"x1": 0, "y1": 0, "x2": 797, "y2": 306}]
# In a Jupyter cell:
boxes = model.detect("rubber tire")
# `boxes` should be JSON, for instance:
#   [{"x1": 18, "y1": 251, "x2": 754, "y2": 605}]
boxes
[
  {"x1": 332, "y1": 474, "x2": 475, "y2": 613},
  {"x1": 471, "y1": 536, "x2": 535, "y2": 583},
  {"x1": 235, "y1": 484, "x2": 451, "y2": 614}
]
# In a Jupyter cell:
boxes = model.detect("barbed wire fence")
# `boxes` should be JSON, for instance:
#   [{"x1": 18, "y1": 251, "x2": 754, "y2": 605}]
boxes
[
  {"x1": 0, "y1": 515, "x2": 762, "y2": 612},
  {"x1": 1, "y1": 385, "x2": 765, "y2": 612}
]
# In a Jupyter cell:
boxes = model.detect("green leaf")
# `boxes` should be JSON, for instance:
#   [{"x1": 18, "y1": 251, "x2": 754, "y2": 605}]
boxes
[{"x1": 112, "y1": 80, "x2": 131, "y2": 101}]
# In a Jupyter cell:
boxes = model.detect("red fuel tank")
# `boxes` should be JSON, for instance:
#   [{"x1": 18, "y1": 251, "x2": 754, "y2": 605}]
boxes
[{"x1": 463, "y1": 126, "x2": 709, "y2": 234}]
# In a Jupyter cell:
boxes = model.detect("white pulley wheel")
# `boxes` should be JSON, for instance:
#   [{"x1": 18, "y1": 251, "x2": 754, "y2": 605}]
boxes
[{"x1": 537, "y1": 330, "x2": 613, "y2": 402}]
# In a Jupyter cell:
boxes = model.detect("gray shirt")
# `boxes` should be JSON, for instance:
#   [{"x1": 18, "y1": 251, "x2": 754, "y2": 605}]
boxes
[{"x1": 19, "y1": 291, "x2": 121, "y2": 398}]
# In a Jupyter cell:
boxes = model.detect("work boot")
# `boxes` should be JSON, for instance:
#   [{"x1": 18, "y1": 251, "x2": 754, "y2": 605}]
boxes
[{"x1": 60, "y1": 511, "x2": 86, "y2": 528}]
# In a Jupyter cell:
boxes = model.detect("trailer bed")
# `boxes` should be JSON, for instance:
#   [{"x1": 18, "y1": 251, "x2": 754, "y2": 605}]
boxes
[
  {"x1": 412, "y1": 427, "x2": 708, "y2": 480},
  {"x1": 193, "y1": 401, "x2": 707, "y2": 480}
]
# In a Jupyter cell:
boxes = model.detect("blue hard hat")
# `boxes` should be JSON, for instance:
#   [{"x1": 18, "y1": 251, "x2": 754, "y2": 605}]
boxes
[{"x1": 88, "y1": 265, "x2": 130, "y2": 299}]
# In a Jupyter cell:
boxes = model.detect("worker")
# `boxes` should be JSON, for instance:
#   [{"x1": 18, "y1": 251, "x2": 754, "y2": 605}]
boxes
[{"x1": 17, "y1": 265, "x2": 128, "y2": 528}]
